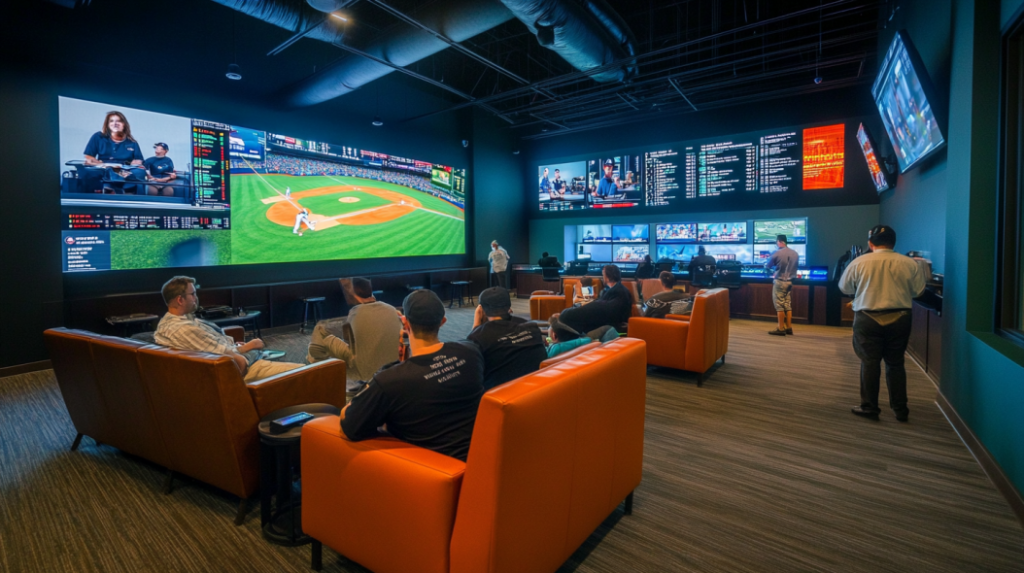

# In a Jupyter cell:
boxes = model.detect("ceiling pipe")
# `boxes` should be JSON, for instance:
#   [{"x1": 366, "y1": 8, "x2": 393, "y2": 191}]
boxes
[{"x1": 210, "y1": 0, "x2": 353, "y2": 45}]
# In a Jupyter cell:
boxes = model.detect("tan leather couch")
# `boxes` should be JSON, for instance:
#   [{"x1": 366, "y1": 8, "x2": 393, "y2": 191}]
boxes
[
  {"x1": 301, "y1": 338, "x2": 647, "y2": 573},
  {"x1": 43, "y1": 327, "x2": 347, "y2": 524}
]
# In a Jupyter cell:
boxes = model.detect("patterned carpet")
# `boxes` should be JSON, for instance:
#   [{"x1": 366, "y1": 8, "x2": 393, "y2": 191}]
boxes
[{"x1": 1, "y1": 300, "x2": 1021, "y2": 572}]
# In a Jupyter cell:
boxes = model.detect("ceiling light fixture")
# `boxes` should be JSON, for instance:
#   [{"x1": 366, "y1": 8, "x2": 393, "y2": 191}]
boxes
[
  {"x1": 226, "y1": 63, "x2": 243, "y2": 80},
  {"x1": 372, "y1": 116, "x2": 384, "y2": 127},
  {"x1": 330, "y1": 12, "x2": 348, "y2": 22}
]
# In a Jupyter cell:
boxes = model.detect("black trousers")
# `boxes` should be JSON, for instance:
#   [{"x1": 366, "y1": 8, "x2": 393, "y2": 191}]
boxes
[
  {"x1": 491, "y1": 270, "x2": 508, "y2": 289},
  {"x1": 852, "y1": 311, "x2": 912, "y2": 414}
]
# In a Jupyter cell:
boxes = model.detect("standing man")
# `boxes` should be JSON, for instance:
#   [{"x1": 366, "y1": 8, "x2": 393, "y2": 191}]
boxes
[
  {"x1": 594, "y1": 159, "x2": 618, "y2": 198},
  {"x1": 488, "y1": 240, "x2": 510, "y2": 289},
  {"x1": 764, "y1": 234, "x2": 800, "y2": 336},
  {"x1": 839, "y1": 225, "x2": 926, "y2": 422},
  {"x1": 143, "y1": 143, "x2": 176, "y2": 196},
  {"x1": 539, "y1": 167, "x2": 552, "y2": 197},
  {"x1": 293, "y1": 208, "x2": 315, "y2": 236}
]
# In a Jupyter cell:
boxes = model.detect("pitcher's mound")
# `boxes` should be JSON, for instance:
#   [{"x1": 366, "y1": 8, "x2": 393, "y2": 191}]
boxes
[{"x1": 339, "y1": 197, "x2": 360, "y2": 203}]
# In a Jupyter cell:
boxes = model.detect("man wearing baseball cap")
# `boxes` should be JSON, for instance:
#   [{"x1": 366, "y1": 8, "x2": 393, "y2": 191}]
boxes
[
  {"x1": 594, "y1": 158, "x2": 618, "y2": 199},
  {"x1": 143, "y1": 142, "x2": 176, "y2": 196},
  {"x1": 467, "y1": 287, "x2": 547, "y2": 390},
  {"x1": 340, "y1": 289, "x2": 484, "y2": 461},
  {"x1": 839, "y1": 225, "x2": 927, "y2": 422}
]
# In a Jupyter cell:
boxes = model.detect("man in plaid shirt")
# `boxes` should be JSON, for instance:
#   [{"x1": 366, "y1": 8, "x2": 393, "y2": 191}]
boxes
[{"x1": 154, "y1": 276, "x2": 303, "y2": 381}]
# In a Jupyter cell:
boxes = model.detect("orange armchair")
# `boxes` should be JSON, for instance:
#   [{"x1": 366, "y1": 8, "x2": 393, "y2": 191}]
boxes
[
  {"x1": 302, "y1": 338, "x2": 648, "y2": 573},
  {"x1": 627, "y1": 288, "x2": 729, "y2": 386}
]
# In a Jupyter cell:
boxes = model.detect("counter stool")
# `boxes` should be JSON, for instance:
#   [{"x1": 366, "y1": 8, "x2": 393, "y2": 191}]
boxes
[
  {"x1": 449, "y1": 281, "x2": 473, "y2": 308},
  {"x1": 300, "y1": 297, "x2": 325, "y2": 334}
]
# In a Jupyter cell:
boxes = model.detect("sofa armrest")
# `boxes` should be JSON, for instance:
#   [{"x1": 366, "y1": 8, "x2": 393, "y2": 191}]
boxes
[
  {"x1": 246, "y1": 359, "x2": 346, "y2": 418},
  {"x1": 302, "y1": 417, "x2": 465, "y2": 573},
  {"x1": 627, "y1": 317, "x2": 689, "y2": 370},
  {"x1": 224, "y1": 325, "x2": 245, "y2": 342},
  {"x1": 539, "y1": 341, "x2": 602, "y2": 369},
  {"x1": 666, "y1": 314, "x2": 690, "y2": 322}
]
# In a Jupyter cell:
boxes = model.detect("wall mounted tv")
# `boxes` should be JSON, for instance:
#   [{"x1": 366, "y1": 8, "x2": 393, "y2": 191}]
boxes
[
  {"x1": 614, "y1": 245, "x2": 649, "y2": 262},
  {"x1": 58, "y1": 97, "x2": 467, "y2": 272},
  {"x1": 656, "y1": 244, "x2": 753, "y2": 264},
  {"x1": 755, "y1": 244, "x2": 806, "y2": 266},
  {"x1": 578, "y1": 243, "x2": 612, "y2": 261},
  {"x1": 872, "y1": 31, "x2": 946, "y2": 173},
  {"x1": 580, "y1": 225, "x2": 613, "y2": 243},
  {"x1": 612, "y1": 224, "x2": 649, "y2": 243},
  {"x1": 753, "y1": 218, "x2": 808, "y2": 244},
  {"x1": 656, "y1": 223, "x2": 698, "y2": 243},
  {"x1": 697, "y1": 222, "x2": 748, "y2": 243},
  {"x1": 856, "y1": 123, "x2": 893, "y2": 193}
]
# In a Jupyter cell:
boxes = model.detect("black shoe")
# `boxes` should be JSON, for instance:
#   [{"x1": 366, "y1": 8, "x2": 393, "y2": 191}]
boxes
[
  {"x1": 851, "y1": 406, "x2": 881, "y2": 419},
  {"x1": 785, "y1": 328, "x2": 793, "y2": 335},
  {"x1": 768, "y1": 329, "x2": 787, "y2": 336},
  {"x1": 894, "y1": 410, "x2": 909, "y2": 422}
]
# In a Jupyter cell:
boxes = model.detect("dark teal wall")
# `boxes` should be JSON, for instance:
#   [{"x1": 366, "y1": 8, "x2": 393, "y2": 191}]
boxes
[
  {"x1": 876, "y1": 0, "x2": 952, "y2": 273},
  {"x1": 470, "y1": 109, "x2": 528, "y2": 265},
  {"x1": 938, "y1": 0, "x2": 1024, "y2": 497}
]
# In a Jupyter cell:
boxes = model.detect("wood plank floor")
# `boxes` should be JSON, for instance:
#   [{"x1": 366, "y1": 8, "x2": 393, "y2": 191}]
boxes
[{"x1": 1, "y1": 306, "x2": 1020, "y2": 572}]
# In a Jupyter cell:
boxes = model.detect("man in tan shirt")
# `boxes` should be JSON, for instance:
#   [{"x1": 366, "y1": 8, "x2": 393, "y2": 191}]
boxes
[{"x1": 839, "y1": 225, "x2": 927, "y2": 422}]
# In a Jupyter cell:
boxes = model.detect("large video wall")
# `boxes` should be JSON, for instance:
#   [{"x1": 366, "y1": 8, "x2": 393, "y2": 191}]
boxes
[
  {"x1": 537, "y1": 121, "x2": 868, "y2": 214},
  {"x1": 58, "y1": 97, "x2": 467, "y2": 272}
]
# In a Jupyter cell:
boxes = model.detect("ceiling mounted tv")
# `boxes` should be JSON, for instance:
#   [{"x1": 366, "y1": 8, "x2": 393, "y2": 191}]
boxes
[
  {"x1": 872, "y1": 31, "x2": 946, "y2": 173},
  {"x1": 856, "y1": 123, "x2": 893, "y2": 193}
]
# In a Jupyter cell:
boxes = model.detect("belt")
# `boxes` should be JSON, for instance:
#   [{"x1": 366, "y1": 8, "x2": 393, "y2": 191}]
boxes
[{"x1": 859, "y1": 308, "x2": 911, "y2": 314}]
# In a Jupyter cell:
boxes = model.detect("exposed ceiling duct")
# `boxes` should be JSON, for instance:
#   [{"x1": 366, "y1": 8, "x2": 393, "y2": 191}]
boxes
[
  {"x1": 497, "y1": 0, "x2": 638, "y2": 83},
  {"x1": 210, "y1": 0, "x2": 355, "y2": 45}
]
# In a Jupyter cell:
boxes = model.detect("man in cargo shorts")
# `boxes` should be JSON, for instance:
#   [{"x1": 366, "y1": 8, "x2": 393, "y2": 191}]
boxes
[{"x1": 764, "y1": 234, "x2": 799, "y2": 336}]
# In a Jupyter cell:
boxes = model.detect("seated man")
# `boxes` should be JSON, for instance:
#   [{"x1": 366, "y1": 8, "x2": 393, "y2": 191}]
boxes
[
  {"x1": 546, "y1": 315, "x2": 593, "y2": 359},
  {"x1": 559, "y1": 264, "x2": 633, "y2": 333},
  {"x1": 573, "y1": 276, "x2": 597, "y2": 305},
  {"x1": 537, "y1": 252, "x2": 560, "y2": 268},
  {"x1": 154, "y1": 276, "x2": 304, "y2": 381},
  {"x1": 468, "y1": 287, "x2": 547, "y2": 390},
  {"x1": 307, "y1": 277, "x2": 403, "y2": 393},
  {"x1": 341, "y1": 289, "x2": 484, "y2": 461},
  {"x1": 642, "y1": 271, "x2": 690, "y2": 319}
]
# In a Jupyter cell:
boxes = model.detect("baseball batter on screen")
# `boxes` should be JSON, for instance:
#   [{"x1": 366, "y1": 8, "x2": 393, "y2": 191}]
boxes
[{"x1": 293, "y1": 209, "x2": 315, "y2": 236}]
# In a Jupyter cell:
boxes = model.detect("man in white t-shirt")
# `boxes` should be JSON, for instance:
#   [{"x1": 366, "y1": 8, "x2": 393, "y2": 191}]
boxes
[{"x1": 488, "y1": 240, "x2": 510, "y2": 289}]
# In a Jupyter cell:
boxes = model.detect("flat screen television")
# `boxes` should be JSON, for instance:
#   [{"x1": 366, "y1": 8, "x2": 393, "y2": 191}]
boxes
[
  {"x1": 612, "y1": 224, "x2": 649, "y2": 243},
  {"x1": 656, "y1": 244, "x2": 688, "y2": 261},
  {"x1": 697, "y1": 222, "x2": 748, "y2": 243},
  {"x1": 755, "y1": 244, "x2": 807, "y2": 266},
  {"x1": 580, "y1": 225, "x2": 612, "y2": 243},
  {"x1": 856, "y1": 123, "x2": 893, "y2": 193},
  {"x1": 614, "y1": 244, "x2": 649, "y2": 262},
  {"x1": 753, "y1": 218, "x2": 808, "y2": 244},
  {"x1": 655, "y1": 223, "x2": 698, "y2": 244},
  {"x1": 578, "y1": 243, "x2": 612, "y2": 261},
  {"x1": 872, "y1": 31, "x2": 946, "y2": 173},
  {"x1": 660, "y1": 245, "x2": 754, "y2": 264}
]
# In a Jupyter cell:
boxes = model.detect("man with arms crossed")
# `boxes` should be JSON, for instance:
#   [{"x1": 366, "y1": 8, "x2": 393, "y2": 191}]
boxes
[
  {"x1": 468, "y1": 287, "x2": 547, "y2": 390},
  {"x1": 488, "y1": 240, "x2": 510, "y2": 289},
  {"x1": 764, "y1": 234, "x2": 799, "y2": 336},
  {"x1": 154, "y1": 276, "x2": 304, "y2": 381},
  {"x1": 839, "y1": 225, "x2": 926, "y2": 422},
  {"x1": 341, "y1": 289, "x2": 485, "y2": 461}
]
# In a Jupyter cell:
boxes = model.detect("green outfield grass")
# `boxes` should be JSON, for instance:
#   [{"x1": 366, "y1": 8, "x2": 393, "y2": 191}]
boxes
[
  {"x1": 296, "y1": 191, "x2": 392, "y2": 218},
  {"x1": 754, "y1": 221, "x2": 806, "y2": 242},
  {"x1": 229, "y1": 174, "x2": 465, "y2": 264},
  {"x1": 111, "y1": 229, "x2": 231, "y2": 270}
]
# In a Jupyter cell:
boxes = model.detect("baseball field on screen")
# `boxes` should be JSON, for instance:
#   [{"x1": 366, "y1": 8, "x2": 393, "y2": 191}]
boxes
[{"x1": 229, "y1": 173, "x2": 466, "y2": 264}]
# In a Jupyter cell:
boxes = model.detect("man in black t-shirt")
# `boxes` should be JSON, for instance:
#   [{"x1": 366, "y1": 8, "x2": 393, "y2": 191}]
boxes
[
  {"x1": 467, "y1": 287, "x2": 547, "y2": 390},
  {"x1": 340, "y1": 289, "x2": 484, "y2": 461},
  {"x1": 560, "y1": 264, "x2": 634, "y2": 333}
]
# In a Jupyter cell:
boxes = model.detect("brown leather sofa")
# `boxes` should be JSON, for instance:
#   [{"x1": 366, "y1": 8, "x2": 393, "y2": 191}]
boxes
[
  {"x1": 43, "y1": 327, "x2": 347, "y2": 523},
  {"x1": 626, "y1": 288, "x2": 730, "y2": 386},
  {"x1": 301, "y1": 338, "x2": 647, "y2": 573}
]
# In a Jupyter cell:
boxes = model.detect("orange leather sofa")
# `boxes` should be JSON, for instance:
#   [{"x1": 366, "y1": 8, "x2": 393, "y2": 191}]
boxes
[
  {"x1": 43, "y1": 327, "x2": 347, "y2": 523},
  {"x1": 301, "y1": 337, "x2": 647, "y2": 573},
  {"x1": 626, "y1": 288, "x2": 730, "y2": 386}
]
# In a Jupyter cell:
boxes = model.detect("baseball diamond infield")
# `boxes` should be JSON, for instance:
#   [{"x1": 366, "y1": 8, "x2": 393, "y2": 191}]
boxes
[{"x1": 229, "y1": 173, "x2": 465, "y2": 264}]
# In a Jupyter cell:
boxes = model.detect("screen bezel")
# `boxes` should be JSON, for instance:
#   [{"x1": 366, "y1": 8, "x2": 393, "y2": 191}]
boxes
[{"x1": 871, "y1": 30, "x2": 948, "y2": 174}]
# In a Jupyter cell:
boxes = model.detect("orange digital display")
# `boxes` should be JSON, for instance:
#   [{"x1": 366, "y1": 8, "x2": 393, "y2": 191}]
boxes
[{"x1": 802, "y1": 124, "x2": 845, "y2": 189}]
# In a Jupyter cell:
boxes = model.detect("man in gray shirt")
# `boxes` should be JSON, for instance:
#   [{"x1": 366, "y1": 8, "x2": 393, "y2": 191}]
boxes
[
  {"x1": 307, "y1": 277, "x2": 403, "y2": 393},
  {"x1": 764, "y1": 234, "x2": 800, "y2": 336},
  {"x1": 839, "y1": 225, "x2": 926, "y2": 422}
]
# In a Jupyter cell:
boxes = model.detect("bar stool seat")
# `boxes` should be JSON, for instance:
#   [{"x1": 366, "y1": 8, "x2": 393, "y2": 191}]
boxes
[
  {"x1": 449, "y1": 281, "x2": 473, "y2": 308},
  {"x1": 300, "y1": 297, "x2": 325, "y2": 334}
]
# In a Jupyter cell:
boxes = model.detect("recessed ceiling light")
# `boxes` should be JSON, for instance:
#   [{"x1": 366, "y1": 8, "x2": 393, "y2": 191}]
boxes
[
  {"x1": 372, "y1": 116, "x2": 384, "y2": 127},
  {"x1": 226, "y1": 63, "x2": 242, "y2": 80}
]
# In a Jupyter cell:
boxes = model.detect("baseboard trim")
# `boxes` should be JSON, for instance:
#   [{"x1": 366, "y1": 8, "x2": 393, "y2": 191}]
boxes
[
  {"x1": 0, "y1": 360, "x2": 52, "y2": 379},
  {"x1": 935, "y1": 390, "x2": 1024, "y2": 530}
]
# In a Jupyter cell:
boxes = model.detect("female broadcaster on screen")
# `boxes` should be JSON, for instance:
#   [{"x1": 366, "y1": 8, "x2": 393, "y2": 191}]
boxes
[{"x1": 81, "y1": 110, "x2": 147, "y2": 194}]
